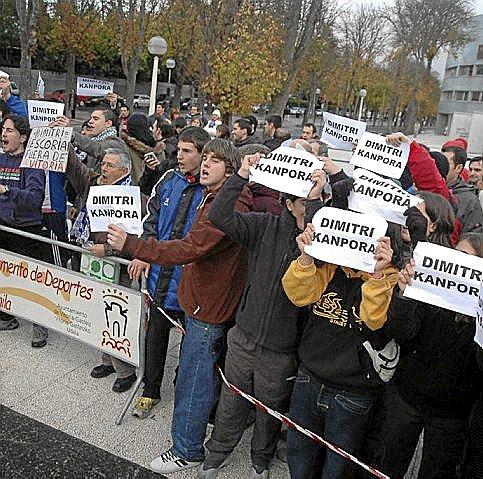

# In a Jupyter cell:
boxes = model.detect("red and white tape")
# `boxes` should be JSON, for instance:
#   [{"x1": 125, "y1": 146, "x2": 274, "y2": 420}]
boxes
[{"x1": 145, "y1": 297, "x2": 389, "y2": 479}]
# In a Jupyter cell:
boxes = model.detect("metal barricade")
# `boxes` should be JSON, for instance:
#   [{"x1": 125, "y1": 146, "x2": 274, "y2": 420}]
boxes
[{"x1": 0, "y1": 224, "x2": 145, "y2": 425}]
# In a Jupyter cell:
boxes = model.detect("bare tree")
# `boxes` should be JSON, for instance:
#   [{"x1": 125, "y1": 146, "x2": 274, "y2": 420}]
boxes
[{"x1": 15, "y1": 0, "x2": 40, "y2": 98}]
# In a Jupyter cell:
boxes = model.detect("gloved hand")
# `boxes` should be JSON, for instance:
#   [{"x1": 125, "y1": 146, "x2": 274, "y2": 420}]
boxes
[
  {"x1": 362, "y1": 339, "x2": 400, "y2": 383},
  {"x1": 404, "y1": 206, "x2": 428, "y2": 248},
  {"x1": 331, "y1": 177, "x2": 355, "y2": 210}
]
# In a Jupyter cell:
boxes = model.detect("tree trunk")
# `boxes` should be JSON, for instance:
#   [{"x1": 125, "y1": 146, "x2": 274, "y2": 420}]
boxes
[
  {"x1": 18, "y1": 45, "x2": 32, "y2": 99},
  {"x1": 125, "y1": 67, "x2": 137, "y2": 109},
  {"x1": 64, "y1": 51, "x2": 76, "y2": 115},
  {"x1": 270, "y1": 69, "x2": 296, "y2": 116},
  {"x1": 403, "y1": 96, "x2": 417, "y2": 135}
]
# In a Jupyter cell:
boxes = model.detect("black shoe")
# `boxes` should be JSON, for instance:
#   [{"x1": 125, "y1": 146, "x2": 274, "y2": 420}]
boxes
[
  {"x1": 0, "y1": 317, "x2": 18, "y2": 331},
  {"x1": 90, "y1": 364, "x2": 115, "y2": 378},
  {"x1": 31, "y1": 338, "x2": 47, "y2": 348},
  {"x1": 112, "y1": 374, "x2": 137, "y2": 393}
]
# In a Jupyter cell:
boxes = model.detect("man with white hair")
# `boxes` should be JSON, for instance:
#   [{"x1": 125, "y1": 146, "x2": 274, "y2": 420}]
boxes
[{"x1": 0, "y1": 71, "x2": 27, "y2": 117}]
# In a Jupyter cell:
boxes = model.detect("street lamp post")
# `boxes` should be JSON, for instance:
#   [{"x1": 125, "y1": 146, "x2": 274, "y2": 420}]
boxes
[
  {"x1": 147, "y1": 36, "x2": 167, "y2": 115},
  {"x1": 166, "y1": 58, "x2": 176, "y2": 99},
  {"x1": 358, "y1": 88, "x2": 367, "y2": 121}
]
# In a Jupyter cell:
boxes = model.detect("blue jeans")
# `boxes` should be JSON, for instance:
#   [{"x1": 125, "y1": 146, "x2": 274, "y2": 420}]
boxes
[
  {"x1": 171, "y1": 316, "x2": 226, "y2": 462},
  {"x1": 287, "y1": 368, "x2": 374, "y2": 479}
]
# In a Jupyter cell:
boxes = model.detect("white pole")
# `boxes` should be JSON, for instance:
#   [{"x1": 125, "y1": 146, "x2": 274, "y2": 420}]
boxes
[
  {"x1": 148, "y1": 55, "x2": 159, "y2": 115},
  {"x1": 358, "y1": 96, "x2": 365, "y2": 121},
  {"x1": 168, "y1": 68, "x2": 172, "y2": 85}
]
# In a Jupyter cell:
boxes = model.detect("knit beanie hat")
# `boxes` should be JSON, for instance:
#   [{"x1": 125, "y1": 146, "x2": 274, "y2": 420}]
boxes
[
  {"x1": 430, "y1": 151, "x2": 450, "y2": 179},
  {"x1": 442, "y1": 137, "x2": 468, "y2": 151}
]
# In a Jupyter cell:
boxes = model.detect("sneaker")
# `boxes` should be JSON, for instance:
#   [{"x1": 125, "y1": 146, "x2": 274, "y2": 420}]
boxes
[
  {"x1": 0, "y1": 316, "x2": 18, "y2": 331},
  {"x1": 197, "y1": 456, "x2": 231, "y2": 478},
  {"x1": 132, "y1": 396, "x2": 160, "y2": 419},
  {"x1": 31, "y1": 324, "x2": 48, "y2": 348},
  {"x1": 112, "y1": 373, "x2": 137, "y2": 393},
  {"x1": 150, "y1": 449, "x2": 201, "y2": 474},
  {"x1": 250, "y1": 465, "x2": 269, "y2": 479},
  {"x1": 90, "y1": 364, "x2": 115, "y2": 378}
]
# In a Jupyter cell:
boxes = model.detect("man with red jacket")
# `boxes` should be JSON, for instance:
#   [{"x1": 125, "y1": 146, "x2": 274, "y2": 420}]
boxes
[{"x1": 107, "y1": 138, "x2": 251, "y2": 474}]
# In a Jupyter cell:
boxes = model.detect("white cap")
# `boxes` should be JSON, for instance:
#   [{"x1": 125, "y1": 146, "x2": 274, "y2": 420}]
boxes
[
  {"x1": 212, "y1": 109, "x2": 221, "y2": 118},
  {"x1": 0, "y1": 70, "x2": 9, "y2": 79}
]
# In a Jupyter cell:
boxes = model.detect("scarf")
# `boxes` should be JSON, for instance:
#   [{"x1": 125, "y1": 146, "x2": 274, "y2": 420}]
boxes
[{"x1": 93, "y1": 126, "x2": 118, "y2": 142}]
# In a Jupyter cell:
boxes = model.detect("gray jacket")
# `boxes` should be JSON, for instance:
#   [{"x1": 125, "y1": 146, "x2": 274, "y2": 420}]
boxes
[{"x1": 450, "y1": 176, "x2": 483, "y2": 233}]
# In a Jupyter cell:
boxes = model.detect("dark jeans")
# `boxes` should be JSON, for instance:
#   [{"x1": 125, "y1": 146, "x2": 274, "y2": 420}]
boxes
[
  {"x1": 204, "y1": 325, "x2": 297, "y2": 470},
  {"x1": 373, "y1": 384, "x2": 468, "y2": 479},
  {"x1": 143, "y1": 305, "x2": 183, "y2": 399},
  {"x1": 463, "y1": 395, "x2": 483, "y2": 478},
  {"x1": 287, "y1": 368, "x2": 374, "y2": 479},
  {"x1": 42, "y1": 212, "x2": 69, "y2": 267}
]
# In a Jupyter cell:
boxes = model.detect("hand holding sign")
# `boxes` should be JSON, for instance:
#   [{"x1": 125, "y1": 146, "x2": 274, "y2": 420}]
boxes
[
  {"x1": 49, "y1": 115, "x2": 70, "y2": 128},
  {"x1": 385, "y1": 132, "x2": 411, "y2": 147},
  {"x1": 296, "y1": 223, "x2": 316, "y2": 266},
  {"x1": 374, "y1": 237, "x2": 394, "y2": 273},
  {"x1": 307, "y1": 169, "x2": 326, "y2": 200},
  {"x1": 107, "y1": 224, "x2": 128, "y2": 252},
  {"x1": 239, "y1": 153, "x2": 262, "y2": 179},
  {"x1": 397, "y1": 258, "x2": 416, "y2": 293}
]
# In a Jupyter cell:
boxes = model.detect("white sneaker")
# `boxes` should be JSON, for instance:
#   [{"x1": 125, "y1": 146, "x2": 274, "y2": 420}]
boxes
[{"x1": 150, "y1": 449, "x2": 201, "y2": 474}]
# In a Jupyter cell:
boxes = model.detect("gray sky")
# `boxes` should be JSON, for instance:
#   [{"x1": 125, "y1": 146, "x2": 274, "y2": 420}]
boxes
[{"x1": 356, "y1": 0, "x2": 483, "y2": 14}]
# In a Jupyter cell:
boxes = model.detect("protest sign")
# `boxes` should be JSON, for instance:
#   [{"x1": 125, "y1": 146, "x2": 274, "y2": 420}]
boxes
[
  {"x1": 21, "y1": 127, "x2": 73, "y2": 173},
  {"x1": 350, "y1": 131, "x2": 410, "y2": 179},
  {"x1": 321, "y1": 112, "x2": 366, "y2": 151},
  {"x1": 475, "y1": 283, "x2": 483, "y2": 348},
  {"x1": 27, "y1": 100, "x2": 64, "y2": 128},
  {"x1": 0, "y1": 249, "x2": 142, "y2": 366},
  {"x1": 37, "y1": 72, "x2": 45, "y2": 98},
  {"x1": 349, "y1": 168, "x2": 422, "y2": 226},
  {"x1": 76, "y1": 76, "x2": 114, "y2": 96},
  {"x1": 304, "y1": 207, "x2": 388, "y2": 272},
  {"x1": 87, "y1": 185, "x2": 142, "y2": 235},
  {"x1": 249, "y1": 146, "x2": 325, "y2": 197},
  {"x1": 404, "y1": 242, "x2": 483, "y2": 317}
]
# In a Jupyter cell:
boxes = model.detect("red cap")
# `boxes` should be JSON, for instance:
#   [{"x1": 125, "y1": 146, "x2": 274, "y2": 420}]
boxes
[{"x1": 442, "y1": 137, "x2": 468, "y2": 151}]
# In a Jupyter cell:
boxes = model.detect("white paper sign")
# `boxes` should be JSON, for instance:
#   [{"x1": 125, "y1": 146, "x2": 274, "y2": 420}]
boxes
[
  {"x1": 475, "y1": 283, "x2": 483, "y2": 348},
  {"x1": 27, "y1": 100, "x2": 64, "y2": 128},
  {"x1": 304, "y1": 207, "x2": 388, "y2": 272},
  {"x1": 349, "y1": 168, "x2": 422, "y2": 226},
  {"x1": 21, "y1": 126, "x2": 73, "y2": 173},
  {"x1": 0, "y1": 249, "x2": 142, "y2": 366},
  {"x1": 37, "y1": 72, "x2": 45, "y2": 98},
  {"x1": 321, "y1": 112, "x2": 366, "y2": 151},
  {"x1": 249, "y1": 146, "x2": 325, "y2": 197},
  {"x1": 76, "y1": 76, "x2": 114, "y2": 96},
  {"x1": 350, "y1": 131, "x2": 410, "y2": 179},
  {"x1": 87, "y1": 185, "x2": 142, "y2": 235},
  {"x1": 404, "y1": 242, "x2": 483, "y2": 317}
]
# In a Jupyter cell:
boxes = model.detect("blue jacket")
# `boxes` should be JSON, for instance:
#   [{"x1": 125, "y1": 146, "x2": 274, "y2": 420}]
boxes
[
  {"x1": 142, "y1": 169, "x2": 203, "y2": 311},
  {"x1": 6, "y1": 95, "x2": 27, "y2": 117},
  {"x1": 0, "y1": 152, "x2": 45, "y2": 226}
]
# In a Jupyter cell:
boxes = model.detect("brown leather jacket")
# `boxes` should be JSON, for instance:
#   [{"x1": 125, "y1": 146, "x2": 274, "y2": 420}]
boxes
[{"x1": 122, "y1": 181, "x2": 252, "y2": 324}]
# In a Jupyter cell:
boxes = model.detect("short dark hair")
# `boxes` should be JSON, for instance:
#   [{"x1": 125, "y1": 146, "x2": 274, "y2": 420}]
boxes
[
  {"x1": 234, "y1": 118, "x2": 252, "y2": 134},
  {"x1": 469, "y1": 156, "x2": 483, "y2": 166},
  {"x1": 173, "y1": 117, "x2": 187, "y2": 130},
  {"x1": 442, "y1": 145, "x2": 467, "y2": 166},
  {"x1": 304, "y1": 122, "x2": 316, "y2": 134},
  {"x1": 203, "y1": 138, "x2": 241, "y2": 174},
  {"x1": 238, "y1": 143, "x2": 270, "y2": 157},
  {"x1": 243, "y1": 115, "x2": 258, "y2": 135},
  {"x1": 179, "y1": 126, "x2": 210, "y2": 153},
  {"x1": 458, "y1": 232, "x2": 483, "y2": 257},
  {"x1": 216, "y1": 124, "x2": 230, "y2": 140},
  {"x1": 2, "y1": 114, "x2": 30, "y2": 142},
  {"x1": 266, "y1": 114, "x2": 282, "y2": 129},
  {"x1": 97, "y1": 108, "x2": 119, "y2": 129}
]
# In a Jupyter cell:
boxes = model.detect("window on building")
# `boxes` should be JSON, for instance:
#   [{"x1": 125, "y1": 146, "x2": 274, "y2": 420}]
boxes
[
  {"x1": 446, "y1": 66, "x2": 457, "y2": 77},
  {"x1": 459, "y1": 65, "x2": 473, "y2": 76},
  {"x1": 471, "y1": 91, "x2": 482, "y2": 101},
  {"x1": 442, "y1": 91, "x2": 453, "y2": 101},
  {"x1": 476, "y1": 64, "x2": 483, "y2": 75},
  {"x1": 478, "y1": 45, "x2": 483, "y2": 59},
  {"x1": 455, "y1": 91, "x2": 469, "y2": 101}
]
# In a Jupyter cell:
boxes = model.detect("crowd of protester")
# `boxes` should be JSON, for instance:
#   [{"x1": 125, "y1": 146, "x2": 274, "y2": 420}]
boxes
[{"x1": 1, "y1": 67, "x2": 483, "y2": 479}]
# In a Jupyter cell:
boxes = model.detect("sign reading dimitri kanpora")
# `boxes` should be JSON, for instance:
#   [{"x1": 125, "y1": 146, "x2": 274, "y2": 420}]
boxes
[
  {"x1": 321, "y1": 112, "x2": 366, "y2": 151},
  {"x1": 21, "y1": 127, "x2": 73, "y2": 173},
  {"x1": 28, "y1": 100, "x2": 64, "y2": 128},
  {"x1": 76, "y1": 76, "x2": 114, "y2": 96},
  {"x1": 304, "y1": 207, "x2": 388, "y2": 272},
  {"x1": 87, "y1": 185, "x2": 142, "y2": 235},
  {"x1": 350, "y1": 132, "x2": 410, "y2": 179},
  {"x1": 404, "y1": 242, "x2": 483, "y2": 317},
  {"x1": 349, "y1": 169, "x2": 422, "y2": 226},
  {"x1": 249, "y1": 146, "x2": 325, "y2": 197}
]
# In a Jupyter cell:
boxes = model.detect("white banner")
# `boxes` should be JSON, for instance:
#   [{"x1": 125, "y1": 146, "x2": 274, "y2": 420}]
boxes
[
  {"x1": 27, "y1": 100, "x2": 64, "y2": 128},
  {"x1": 76, "y1": 76, "x2": 114, "y2": 96},
  {"x1": 304, "y1": 207, "x2": 388, "y2": 272},
  {"x1": 37, "y1": 72, "x2": 45, "y2": 98},
  {"x1": 249, "y1": 146, "x2": 325, "y2": 197},
  {"x1": 350, "y1": 132, "x2": 410, "y2": 179},
  {"x1": 321, "y1": 112, "x2": 366, "y2": 151},
  {"x1": 0, "y1": 250, "x2": 142, "y2": 366},
  {"x1": 404, "y1": 242, "x2": 483, "y2": 317},
  {"x1": 87, "y1": 185, "x2": 142, "y2": 235},
  {"x1": 475, "y1": 283, "x2": 483, "y2": 348},
  {"x1": 21, "y1": 127, "x2": 73, "y2": 173},
  {"x1": 349, "y1": 169, "x2": 422, "y2": 226}
]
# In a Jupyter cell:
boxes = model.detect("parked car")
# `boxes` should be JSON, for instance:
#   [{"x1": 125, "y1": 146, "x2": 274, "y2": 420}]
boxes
[
  {"x1": 85, "y1": 96, "x2": 105, "y2": 107},
  {"x1": 44, "y1": 89, "x2": 89, "y2": 106},
  {"x1": 289, "y1": 106, "x2": 305, "y2": 117},
  {"x1": 133, "y1": 94, "x2": 150, "y2": 108}
]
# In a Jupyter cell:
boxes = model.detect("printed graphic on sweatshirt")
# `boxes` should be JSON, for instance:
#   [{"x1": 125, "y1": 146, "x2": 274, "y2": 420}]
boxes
[
  {"x1": 0, "y1": 167, "x2": 20, "y2": 183},
  {"x1": 313, "y1": 291, "x2": 348, "y2": 327}
]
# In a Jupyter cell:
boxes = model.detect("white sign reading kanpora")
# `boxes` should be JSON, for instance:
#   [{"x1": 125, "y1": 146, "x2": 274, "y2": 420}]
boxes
[
  {"x1": 76, "y1": 76, "x2": 114, "y2": 96},
  {"x1": 21, "y1": 127, "x2": 73, "y2": 173},
  {"x1": 404, "y1": 242, "x2": 483, "y2": 317},
  {"x1": 350, "y1": 131, "x2": 410, "y2": 179},
  {"x1": 475, "y1": 283, "x2": 483, "y2": 348},
  {"x1": 349, "y1": 168, "x2": 422, "y2": 226},
  {"x1": 304, "y1": 207, "x2": 388, "y2": 272},
  {"x1": 87, "y1": 185, "x2": 142, "y2": 235},
  {"x1": 321, "y1": 112, "x2": 366, "y2": 151},
  {"x1": 27, "y1": 100, "x2": 64, "y2": 128},
  {"x1": 0, "y1": 250, "x2": 142, "y2": 366},
  {"x1": 249, "y1": 146, "x2": 325, "y2": 197}
]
